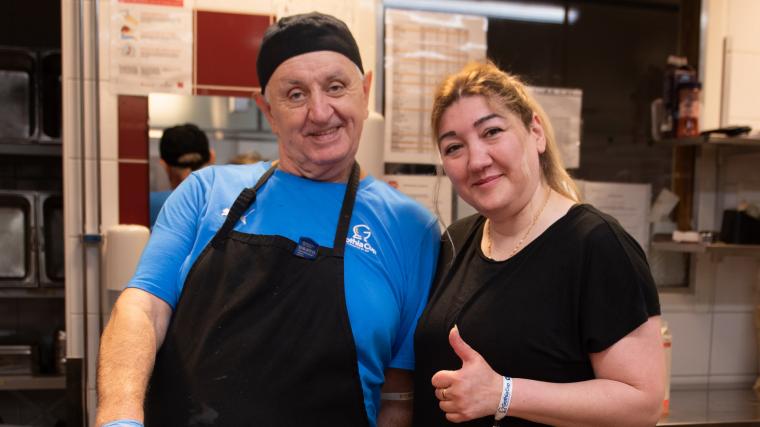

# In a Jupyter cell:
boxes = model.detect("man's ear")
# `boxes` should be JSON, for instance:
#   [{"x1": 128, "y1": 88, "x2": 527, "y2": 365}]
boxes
[
  {"x1": 208, "y1": 148, "x2": 216, "y2": 165},
  {"x1": 362, "y1": 70, "x2": 373, "y2": 98},
  {"x1": 362, "y1": 70, "x2": 373, "y2": 118},
  {"x1": 254, "y1": 90, "x2": 277, "y2": 133}
]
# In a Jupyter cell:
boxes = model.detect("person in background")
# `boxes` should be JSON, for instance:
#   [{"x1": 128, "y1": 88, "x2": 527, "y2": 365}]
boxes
[
  {"x1": 96, "y1": 12, "x2": 439, "y2": 427},
  {"x1": 413, "y1": 61, "x2": 664, "y2": 426},
  {"x1": 149, "y1": 123, "x2": 215, "y2": 226}
]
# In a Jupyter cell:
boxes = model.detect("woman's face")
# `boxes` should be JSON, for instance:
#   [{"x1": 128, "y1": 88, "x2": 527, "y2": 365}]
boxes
[{"x1": 437, "y1": 95, "x2": 546, "y2": 218}]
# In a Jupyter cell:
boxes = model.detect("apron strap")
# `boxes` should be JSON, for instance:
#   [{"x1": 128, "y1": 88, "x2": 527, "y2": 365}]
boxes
[
  {"x1": 211, "y1": 162, "x2": 360, "y2": 255},
  {"x1": 332, "y1": 162, "x2": 360, "y2": 257},
  {"x1": 211, "y1": 164, "x2": 277, "y2": 249}
]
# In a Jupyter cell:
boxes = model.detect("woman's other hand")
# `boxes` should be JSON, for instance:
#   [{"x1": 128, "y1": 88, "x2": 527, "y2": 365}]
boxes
[{"x1": 431, "y1": 326, "x2": 504, "y2": 423}]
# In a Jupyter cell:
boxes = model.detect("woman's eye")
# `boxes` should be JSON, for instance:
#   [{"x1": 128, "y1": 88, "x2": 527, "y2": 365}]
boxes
[
  {"x1": 483, "y1": 127, "x2": 503, "y2": 138},
  {"x1": 442, "y1": 143, "x2": 462, "y2": 156}
]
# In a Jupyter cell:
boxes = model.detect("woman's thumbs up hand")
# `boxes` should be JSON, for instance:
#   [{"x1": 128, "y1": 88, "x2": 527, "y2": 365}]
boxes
[{"x1": 430, "y1": 326, "x2": 504, "y2": 423}]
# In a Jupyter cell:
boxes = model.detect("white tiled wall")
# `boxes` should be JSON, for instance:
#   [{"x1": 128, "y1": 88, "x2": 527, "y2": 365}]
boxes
[
  {"x1": 662, "y1": 152, "x2": 760, "y2": 389},
  {"x1": 662, "y1": 312, "x2": 712, "y2": 378},
  {"x1": 663, "y1": 0, "x2": 760, "y2": 389}
]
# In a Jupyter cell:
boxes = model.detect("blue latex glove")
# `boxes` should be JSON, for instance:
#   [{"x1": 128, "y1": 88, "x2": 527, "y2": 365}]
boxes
[{"x1": 101, "y1": 420, "x2": 144, "y2": 427}]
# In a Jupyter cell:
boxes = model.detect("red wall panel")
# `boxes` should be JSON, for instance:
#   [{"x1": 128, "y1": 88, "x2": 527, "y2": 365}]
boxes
[
  {"x1": 117, "y1": 95, "x2": 149, "y2": 160},
  {"x1": 118, "y1": 162, "x2": 149, "y2": 226},
  {"x1": 195, "y1": 10, "x2": 271, "y2": 97},
  {"x1": 117, "y1": 95, "x2": 149, "y2": 226}
]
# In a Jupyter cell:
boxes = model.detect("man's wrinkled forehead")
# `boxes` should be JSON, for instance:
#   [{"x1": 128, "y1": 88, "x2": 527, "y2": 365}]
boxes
[{"x1": 271, "y1": 52, "x2": 363, "y2": 83}]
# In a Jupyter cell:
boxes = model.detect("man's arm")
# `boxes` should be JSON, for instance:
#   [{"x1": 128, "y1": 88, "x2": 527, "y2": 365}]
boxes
[
  {"x1": 377, "y1": 368, "x2": 414, "y2": 427},
  {"x1": 96, "y1": 288, "x2": 173, "y2": 426}
]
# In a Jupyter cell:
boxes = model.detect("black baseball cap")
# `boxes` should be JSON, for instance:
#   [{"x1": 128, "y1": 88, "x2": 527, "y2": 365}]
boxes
[{"x1": 159, "y1": 123, "x2": 210, "y2": 170}]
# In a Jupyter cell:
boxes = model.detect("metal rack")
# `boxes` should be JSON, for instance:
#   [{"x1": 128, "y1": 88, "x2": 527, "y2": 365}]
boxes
[
  {"x1": 0, "y1": 375, "x2": 65, "y2": 391},
  {"x1": 655, "y1": 135, "x2": 760, "y2": 257}
]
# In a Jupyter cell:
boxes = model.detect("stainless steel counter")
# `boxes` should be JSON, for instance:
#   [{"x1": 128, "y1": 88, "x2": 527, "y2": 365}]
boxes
[{"x1": 658, "y1": 388, "x2": 760, "y2": 426}]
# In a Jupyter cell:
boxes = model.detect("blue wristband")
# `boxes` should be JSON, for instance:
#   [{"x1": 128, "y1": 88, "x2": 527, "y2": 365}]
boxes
[{"x1": 102, "y1": 420, "x2": 144, "y2": 427}]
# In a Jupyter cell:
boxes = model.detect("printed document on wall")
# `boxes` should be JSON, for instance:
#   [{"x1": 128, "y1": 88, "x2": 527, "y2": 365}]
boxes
[
  {"x1": 529, "y1": 87, "x2": 582, "y2": 169},
  {"x1": 384, "y1": 9, "x2": 487, "y2": 164},
  {"x1": 110, "y1": 0, "x2": 193, "y2": 95},
  {"x1": 384, "y1": 174, "x2": 452, "y2": 227},
  {"x1": 577, "y1": 180, "x2": 651, "y2": 252}
]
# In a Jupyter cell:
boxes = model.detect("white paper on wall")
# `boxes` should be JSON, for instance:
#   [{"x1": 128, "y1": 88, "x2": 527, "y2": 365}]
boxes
[
  {"x1": 110, "y1": 0, "x2": 193, "y2": 95},
  {"x1": 529, "y1": 86, "x2": 582, "y2": 169},
  {"x1": 577, "y1": 180, "x2": 652, "y2": 252},
  {"x1": 384, "y1": 174, "x2": 451, "y2": 228},
  {"x1": 384, "y1": 9, "x2": 487, "y2": 164}
]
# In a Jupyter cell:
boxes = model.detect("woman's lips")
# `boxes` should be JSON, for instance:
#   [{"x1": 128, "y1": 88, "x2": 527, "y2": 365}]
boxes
[{"x1": 472, "y1": 174, "x2": 501, "y2": 186}]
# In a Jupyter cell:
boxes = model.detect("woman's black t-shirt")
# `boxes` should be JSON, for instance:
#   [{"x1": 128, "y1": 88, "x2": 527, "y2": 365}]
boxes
[{"x1": 413, "y1": 204, "x2": 660, "y2": 426}]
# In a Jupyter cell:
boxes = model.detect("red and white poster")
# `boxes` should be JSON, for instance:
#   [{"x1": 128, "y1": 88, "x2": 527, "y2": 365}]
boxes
[
  {"x1": 110, "y1": 0, "x2": 193, "y2": 94},
  {"x1": 119, "y1": 0, "x2": 184, "y2": 6}
]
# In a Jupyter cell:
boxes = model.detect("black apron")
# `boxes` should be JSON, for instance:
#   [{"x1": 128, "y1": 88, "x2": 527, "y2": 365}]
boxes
[{"x1": 144, "y1": 163, "x2": 369, "y2": 427}]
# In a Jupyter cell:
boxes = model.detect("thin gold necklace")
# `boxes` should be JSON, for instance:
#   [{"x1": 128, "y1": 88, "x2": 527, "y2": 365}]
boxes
[{"x1": 485, "y1": 189, "x2": 551, "y2": 259}]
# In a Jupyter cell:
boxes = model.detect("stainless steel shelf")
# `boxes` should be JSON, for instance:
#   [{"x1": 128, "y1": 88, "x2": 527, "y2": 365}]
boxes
[
  {"x1": 0, "y1": 288, "x2": 64, "y2": 298},
  {"x1": 658, "y1": 388, "x2": 760, "y2": 426},
  {"x1": 652, "y1": 241, "x2": 760, "y2": 258},
  {"x1": 0, "y1": 142, "x2": 62, "y2": 156},
  {"x1": 0, "y1": 375, "x2": 65, "y2": 390},
  {"x1": 658, "y1": 135, "x2": 760, "y2": 148}
]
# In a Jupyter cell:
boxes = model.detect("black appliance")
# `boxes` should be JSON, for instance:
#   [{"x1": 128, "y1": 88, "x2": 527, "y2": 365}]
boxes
[
  {"x1": 0, "y1": 191, "x2": 36, "y2": 287},
  {"x1": 0, "y1": 190, "x2": 64, "y2": 288},
  {"x1": 0, "y1": 47, "x2": 36, "y2": 143},
  {"x1": 38, "y1": 192, "x2": 64, "y2": 286},
  {"x1": 0, "y1": 46, "x2": 61, "y2": 145}
]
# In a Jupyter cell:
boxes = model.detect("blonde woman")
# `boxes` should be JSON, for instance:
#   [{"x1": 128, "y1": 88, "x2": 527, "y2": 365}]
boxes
[{"x1": 413, "y1": 62, "x2": 664, "y2": 426}]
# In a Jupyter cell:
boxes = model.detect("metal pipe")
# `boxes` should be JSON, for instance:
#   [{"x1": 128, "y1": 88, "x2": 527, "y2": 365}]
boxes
[
  {"x1": 76, "y1": 0, "x2": 90, "y2": 423},
  {"x1": 93, "y1": 0, "x2": 104, "y2": 332}
]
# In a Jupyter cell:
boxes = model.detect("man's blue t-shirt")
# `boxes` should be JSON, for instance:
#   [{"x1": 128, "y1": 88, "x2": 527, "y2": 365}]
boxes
[
  {"x1": 128, "y1": 162, "x2": 440, "y2": 424},
  {"x1": 149, "y1": 190, "x2": 171, "y2": 227}
]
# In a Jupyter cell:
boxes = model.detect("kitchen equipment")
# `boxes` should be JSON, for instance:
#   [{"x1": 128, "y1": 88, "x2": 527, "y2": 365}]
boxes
[
  {"x1": 54, "y1": 329, "x2": 66, "y2": 375},
  {"x1": 0, "y1": 344, "x2": 35, "y2": 375},
  {"x1": 720, "y1": 209, "x2": 760, "y2": 244},
  {"x1": 0, "y1": 191, "x2": 36, "y2": 288},
  {"x1": 0, "y1": 190, "x2": 63, "y2": 288},
  {"x1": 37, "y1": 192, "x2": 64, "y2": 286},
  {"x1": 676, "y1": 82, "x2": 701, "y2": 137},
  {"x1": 0, "y1": 47, "x2": 36, "y2": 142},
  {"x1": 39, "y1": 50, "x2": 61, "y2": 141},
  {"x1": 103, "y1": 225, "x2": 150, "y2": 318}
]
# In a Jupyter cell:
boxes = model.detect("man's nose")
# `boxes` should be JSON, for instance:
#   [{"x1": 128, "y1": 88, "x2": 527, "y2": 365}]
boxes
[{"x1": 307, "y1": 92, "x2": 334, "y2": 123}]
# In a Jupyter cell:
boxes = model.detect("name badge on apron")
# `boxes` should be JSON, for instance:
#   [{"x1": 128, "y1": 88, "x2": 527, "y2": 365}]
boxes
[{"x1": 294, "y1": 237, "x2": 319, "y2": 260}]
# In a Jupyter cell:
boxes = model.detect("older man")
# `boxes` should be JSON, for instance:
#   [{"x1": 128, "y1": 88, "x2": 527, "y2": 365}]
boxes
[{"x1": 96, "y1": 12, "x2": 439, "y2": 427}]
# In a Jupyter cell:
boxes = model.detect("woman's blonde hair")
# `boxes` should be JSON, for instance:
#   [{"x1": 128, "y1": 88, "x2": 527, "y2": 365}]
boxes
[{"x1": 431, "y1": 61, "x2": 579, "y2": 202}]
